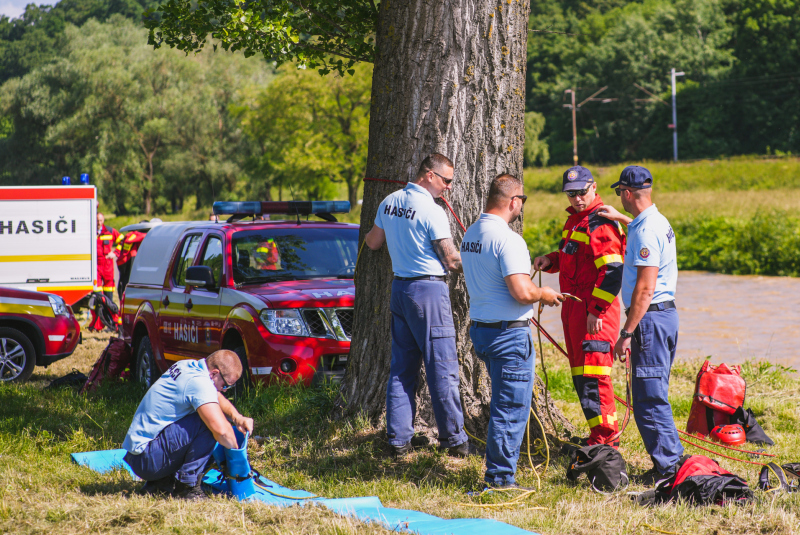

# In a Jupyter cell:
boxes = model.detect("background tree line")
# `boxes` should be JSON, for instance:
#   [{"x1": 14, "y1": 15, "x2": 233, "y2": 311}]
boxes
[
  {"x1": 0, "y1": 2, "x2": 371, "y2": 214},
  {"x1": 1, "y1": 0, "x2": 798, "y2": 215}
]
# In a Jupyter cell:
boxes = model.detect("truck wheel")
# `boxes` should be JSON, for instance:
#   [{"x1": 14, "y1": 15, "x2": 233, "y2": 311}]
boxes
[
  {"x1": 0, "y1": 327, "x2": 37, "y2": 382},
  {"x1": 135, "y1": 336, "x2": 159, "y2": 389},
  {"x1": 230, "y1": 346, "x2": 251, "y2": 399}
]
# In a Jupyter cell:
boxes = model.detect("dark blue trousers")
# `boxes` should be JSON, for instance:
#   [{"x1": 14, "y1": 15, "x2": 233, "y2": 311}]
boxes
[
  {"x1": 470, "y1": 324, "x2": 535, "y2": 486},
  {"x1": 124, "y1": 412, "x2": 216, "y2": 485},
  {"x1": 631, "y1": 306, "x2": 684, "y2": 473},
  {"x1": 386, "y1": 279, "x2": 467, "y2": 448}
]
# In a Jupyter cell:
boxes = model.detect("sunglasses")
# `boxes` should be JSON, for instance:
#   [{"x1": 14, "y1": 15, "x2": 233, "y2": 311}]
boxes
[
  {"x1": 512, "y1": 194, "x2": 528, "y2": 205},
  {"x1": 432, "y1": 170, "x2": 454, "y2": 185},
  {"x1": 565, "y1": 188, "x2": 590, "y2": 198},
  {"x1": 216, "y1": 371, "x2": 234, "y2": 391},
  {"x1": 615, "y1": 187, "x2": 631, "y2": 197}
]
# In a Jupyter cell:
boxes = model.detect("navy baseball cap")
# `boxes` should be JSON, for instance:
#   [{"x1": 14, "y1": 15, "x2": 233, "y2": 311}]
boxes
[
  {"x1": 562, "y1": 166, "x2": 595, "y2": 192},
  {"x1": 610, "y1": 165, "x2": 653, "y2": 189}
]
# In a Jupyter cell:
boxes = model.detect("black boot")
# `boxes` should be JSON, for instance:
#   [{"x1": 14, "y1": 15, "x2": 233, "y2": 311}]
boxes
[
  {"x1": 137, "y1": 476, "x2": 175, "y2": 497},
  {"x1": 173, "y1": 480, "x2": 206, "y2": 500}
]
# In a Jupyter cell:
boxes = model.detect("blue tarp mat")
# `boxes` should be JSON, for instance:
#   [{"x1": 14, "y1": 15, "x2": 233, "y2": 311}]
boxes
[{"x1": 72, "y1": 449, "x2": 537, "y2": 535}]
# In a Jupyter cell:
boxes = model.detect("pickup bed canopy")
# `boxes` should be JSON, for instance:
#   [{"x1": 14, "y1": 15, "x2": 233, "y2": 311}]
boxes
[{"x1": 129, "y1": 222, "x2": 205, "y2": 287}]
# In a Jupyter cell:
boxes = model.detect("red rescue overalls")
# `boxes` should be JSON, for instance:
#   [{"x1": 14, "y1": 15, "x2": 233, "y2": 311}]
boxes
[
  {"x1": 96, "y1": 225, "x2": 120, "y2": 297},
  {"x1": 544, "y1": 195, "x2": 625, "y2": 446}
]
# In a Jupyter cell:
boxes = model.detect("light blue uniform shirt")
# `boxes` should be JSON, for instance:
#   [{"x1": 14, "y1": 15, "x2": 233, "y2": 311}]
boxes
[
  {"x1": 621, "y1": 204, "x2": 677, "y2": 308},
  {"x1": 123, "y1": 359, "x2": 219, "y2": 454},
  {"x1": 461, "y1": 213, "x2": 534, "y2": 322},
  {"x1": 374, "y1": 182, "x2": 451, "y2": 277}
]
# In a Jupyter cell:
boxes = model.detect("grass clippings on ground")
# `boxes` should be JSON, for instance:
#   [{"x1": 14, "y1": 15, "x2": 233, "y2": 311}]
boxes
[{"x1": 1, "y1": 331, "x2": 798, "y2": 535}]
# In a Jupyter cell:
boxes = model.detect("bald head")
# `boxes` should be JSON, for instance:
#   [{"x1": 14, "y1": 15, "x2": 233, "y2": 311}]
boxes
[{"x1": 206, "y1": 350, "x2": 243, "y2": 381}]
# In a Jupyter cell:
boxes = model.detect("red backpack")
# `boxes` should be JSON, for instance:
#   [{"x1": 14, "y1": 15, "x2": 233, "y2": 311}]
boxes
[
  {"x1": 80, "y1": 337, "x2": 132, "y2": 393},
  {"x1": 686, "y1": 361, "x2": 746, "y2": 436}
]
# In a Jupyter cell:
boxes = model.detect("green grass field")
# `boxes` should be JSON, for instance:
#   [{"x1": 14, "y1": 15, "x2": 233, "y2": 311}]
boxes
[
  {"x1": 1, "y1": 331, "x2": 798, "y2": 534},
  {"x1": 105, "y1": 156, "x2": 800, "y2": 276}
]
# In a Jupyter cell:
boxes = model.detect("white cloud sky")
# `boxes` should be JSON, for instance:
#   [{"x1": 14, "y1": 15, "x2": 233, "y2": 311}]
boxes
[{"x1": 0, "y1": 0, "x2": 55, "y2": 19}]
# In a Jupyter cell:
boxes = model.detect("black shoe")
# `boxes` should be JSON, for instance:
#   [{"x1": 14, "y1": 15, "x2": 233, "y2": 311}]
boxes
[
  {"x1": 444, "y1": 441, "x2": 480, "y2": 458},
  {"x1": 173, "y1": 481, "x2": 206, "y2": 500},
  {"x1": 137, "y1": 476, "x2": 174, "y2": 496},
  {"x1": 632, "y1": 467, "x2": 675, "y2": 487},
  {"x1": 391, "y1": 434, "x2": 431, "y2": 457}
]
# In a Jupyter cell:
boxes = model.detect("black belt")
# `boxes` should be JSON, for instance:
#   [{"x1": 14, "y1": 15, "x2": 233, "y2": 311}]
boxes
[
  {"x1": 626, "y1": 300, "x2": 676, "y2": 314},
  {"x1": 471, "y1": 320, "x2": 529, "y2": 329},
  {"x1": 394, "y1": 275, "x2": 446, "y2": 281}
]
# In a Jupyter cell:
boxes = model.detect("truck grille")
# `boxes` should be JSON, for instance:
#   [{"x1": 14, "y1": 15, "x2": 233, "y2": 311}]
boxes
[
  {"x1": 302, "y1": 310, "x2": 329, "y2": 338},
  {"x1": 335, "y1": 308, "x2": 353, "y2": 338}
]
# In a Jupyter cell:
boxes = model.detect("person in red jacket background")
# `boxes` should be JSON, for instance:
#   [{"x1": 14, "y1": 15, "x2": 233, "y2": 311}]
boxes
[
  {"x1": 96, "y1": 213, "x2": 120, "y2": 301},
  {"x1": 115, "y1": 228, "x2": 146, "y2": 300},
  {"x1": 533, "y1": 166, "x2": 625, "y2": 446}
]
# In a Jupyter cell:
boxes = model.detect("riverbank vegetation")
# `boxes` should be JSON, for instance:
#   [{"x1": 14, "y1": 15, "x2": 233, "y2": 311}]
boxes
[
  {"x1": 522, "y1": 157, "x2": 800, "y2": 276},
  {"x1": 1, "y1": 331, "x2": 797, "y2": 534}
]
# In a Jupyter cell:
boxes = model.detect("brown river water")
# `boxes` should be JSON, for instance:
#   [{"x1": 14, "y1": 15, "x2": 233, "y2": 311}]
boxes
[{"x1": 535, "y1": 271, "x2": 800, "y2": 369}]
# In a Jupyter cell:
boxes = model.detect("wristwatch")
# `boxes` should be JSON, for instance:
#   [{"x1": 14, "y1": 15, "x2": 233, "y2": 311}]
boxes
[{"x1": 619, "y1": 329, "x2": 634, "y2": 339}]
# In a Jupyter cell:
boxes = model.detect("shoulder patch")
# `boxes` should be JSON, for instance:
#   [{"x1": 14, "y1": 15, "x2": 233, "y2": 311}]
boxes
[{"x1": 639, "y1": 247, "x2": 650, "y2": 259}]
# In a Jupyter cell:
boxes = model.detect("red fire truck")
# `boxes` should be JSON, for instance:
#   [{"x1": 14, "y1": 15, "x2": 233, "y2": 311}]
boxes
[{"x1": 120, "y1": 201, "x2": 357, "y2": 389}]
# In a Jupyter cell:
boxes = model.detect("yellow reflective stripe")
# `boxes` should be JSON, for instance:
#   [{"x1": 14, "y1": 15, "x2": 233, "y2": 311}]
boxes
[
  {"x1": 592, "y1": 287, "x2": 616, "y2": 303},
  {"x1": 0, "y1": 303, "x2": 55, "y2": 317},
  {"x1": 607, "y1": 412, "x2": 618, "y2": 425},
  {"x1": 103, "y1": 286, "x2": 115, "y2": 291},
  {"x1": 99, "y1": 236, "x2": 113, "y2": 241},
  {"x1": 114, "y1": 234, "x2": 126, "y2": 245},
  {"x1": 587, "y1": 415, "x2": 603, "y2": 428},
  {"x1": 164, "y1": 352, "x2": 194, "y2": 361},
  {"x1": 572, "y1": 365, "x2": 612, "y2": 376},
  {"x1": 570, "y1": 231, "x2": 590, "y2": 244},
  {"x1": 0, "y1": 254, "x2": 91, "y2": 262},
  {"x1": 594, "y1": 254, "x2": 623, "y2": 268},
  {"x1": 562, "y1": 230, "x2": 569, "y2": 238}
]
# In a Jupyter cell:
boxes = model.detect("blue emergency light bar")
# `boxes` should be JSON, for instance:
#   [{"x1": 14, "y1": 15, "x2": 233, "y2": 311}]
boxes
[{"x1": 212, "y1": 201, "x2": 351, "y2": 222}]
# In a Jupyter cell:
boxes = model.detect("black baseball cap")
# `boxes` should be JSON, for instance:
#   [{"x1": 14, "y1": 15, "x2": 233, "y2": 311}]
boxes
[
  {"x1": 562, "y1": 166, "x2": 595, "y2": 192},
  {"x1": 610, "y1": 165, "x2": 653, "y2": 189}
]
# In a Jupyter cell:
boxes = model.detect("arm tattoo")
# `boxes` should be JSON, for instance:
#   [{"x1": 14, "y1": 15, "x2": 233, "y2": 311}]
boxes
[{"x1": 432, "y1": 238, "x2": 463, "y2": 273}]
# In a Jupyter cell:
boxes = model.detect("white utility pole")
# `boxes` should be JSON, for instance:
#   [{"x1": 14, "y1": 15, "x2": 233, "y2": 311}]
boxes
[{"x1": 670, "y1": 68, "x2": 685, "y2": 162}]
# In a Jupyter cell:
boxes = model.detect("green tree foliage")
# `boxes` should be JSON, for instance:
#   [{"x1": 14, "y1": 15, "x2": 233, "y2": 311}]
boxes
[
  {"x1": 144, "y1": 0, "x2": 377, "y2": 75},
  {"x1": 527, "y1": 0, "x2": 800, "y2": 163},
  {"x1": 0, "y1": 16, "x2": 272, "y2": 215},
  {"x1": 0, "y1": 0, "x2": 158, "y2": 85},
  {"x1": 235, "y1": 64, "x2": 372, "y2": 206},
  {"x1": 524, "y1": 112, "x2": 550, "y2": 167}
]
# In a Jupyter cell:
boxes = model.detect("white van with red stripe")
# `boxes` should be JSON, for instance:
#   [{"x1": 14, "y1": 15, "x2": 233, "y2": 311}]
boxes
[{"x1": 0, "y1": 186, "x2": 97, "y2": 308}]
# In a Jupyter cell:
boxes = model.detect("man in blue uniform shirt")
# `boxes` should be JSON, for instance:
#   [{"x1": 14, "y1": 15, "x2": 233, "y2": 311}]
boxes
[
  {"x1": 598, "y1": 165, "x2": 684, "y2": 485},
  {"x1": 123, "y1": 350, "x2": 254, "y2": 499},
  {"x1": 365, "y1": 153, "x2": 473, "y2": 457},
  {"x1": 461, "y1": 174, "x2": 563, "y2": 487}
]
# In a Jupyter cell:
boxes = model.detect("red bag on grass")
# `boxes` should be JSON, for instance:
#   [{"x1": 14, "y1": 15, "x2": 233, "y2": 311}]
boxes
[
  {"x1": 686, "y1": 361, "x2": 746, "y2": 436},
  {"x1": 80, "y1": 337, "x2": 133, "y2": 393}
]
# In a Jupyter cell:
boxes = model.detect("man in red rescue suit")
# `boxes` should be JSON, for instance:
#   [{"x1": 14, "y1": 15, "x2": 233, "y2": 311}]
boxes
[
  {"x1": 253, "y1": 238, "x2": 281, "y2": 271},
  {"x1": 534, "y1": 166, "x2": 625, "y2": 446},
  {"x1": 96, "y1": 212, "x2": 120, "y2": 301}
]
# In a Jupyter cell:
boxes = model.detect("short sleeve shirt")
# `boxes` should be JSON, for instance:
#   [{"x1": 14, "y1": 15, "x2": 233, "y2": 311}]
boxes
[
  {"x1": 461, "y1": 213, "x2": 534, "y2": 322},
  {"x1": 374, "y1": 182, "x2": 451, "y2": 277},
  {"x1": 621, "y1": 204, "x2": 678, "y2": 308},
  {"x1": 122, "y1": 359, "x2": 219, "y2": 454}
]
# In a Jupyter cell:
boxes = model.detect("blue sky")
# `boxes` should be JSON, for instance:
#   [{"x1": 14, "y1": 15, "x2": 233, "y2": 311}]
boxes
[{"x1": 1, "y1": 0, "x2": 53, "y2": 19}]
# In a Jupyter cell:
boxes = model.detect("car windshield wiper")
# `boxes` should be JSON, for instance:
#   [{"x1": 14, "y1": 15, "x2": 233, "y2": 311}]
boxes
[{"x1": 242, "y1": 274, "x2": 298, "y2": 283}]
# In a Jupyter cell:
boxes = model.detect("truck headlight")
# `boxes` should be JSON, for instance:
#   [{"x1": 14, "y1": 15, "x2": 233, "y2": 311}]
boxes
[
  {"x1": 260, "y1": 309, "x2": 309, "y2": 337},
  {"x1": 48, "y1": 295, "x2": 70, "y2": 317}
]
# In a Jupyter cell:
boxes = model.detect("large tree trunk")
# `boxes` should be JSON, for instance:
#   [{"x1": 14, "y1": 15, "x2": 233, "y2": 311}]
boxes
[{"x1": 340, "y1": 1, "x2": 574, "y2": 444}]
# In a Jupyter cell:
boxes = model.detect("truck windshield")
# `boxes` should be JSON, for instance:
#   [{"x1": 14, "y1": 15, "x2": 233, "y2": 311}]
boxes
[{"x1": 231, "y1": 227, "x2": 358, "y2": 284}]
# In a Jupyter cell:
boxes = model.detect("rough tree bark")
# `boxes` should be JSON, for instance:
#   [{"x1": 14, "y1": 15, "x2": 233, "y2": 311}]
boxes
[{"x1": 340, "y1": 0, "x2": 574, "y2": 444}]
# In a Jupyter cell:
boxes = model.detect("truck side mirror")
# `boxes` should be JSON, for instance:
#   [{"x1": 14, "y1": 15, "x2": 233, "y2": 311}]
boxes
[{"x1": 185, "y1": 265, "x2": 216, "y2": 289}]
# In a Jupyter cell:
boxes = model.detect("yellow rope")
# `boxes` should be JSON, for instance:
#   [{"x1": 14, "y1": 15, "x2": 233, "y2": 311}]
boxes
[
  {"x1": 641, "y1": 522, "x2": 698, "y2": 535},
  {"x1": 254, "y1": 479, "x2": 318, "y2": 500}
]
